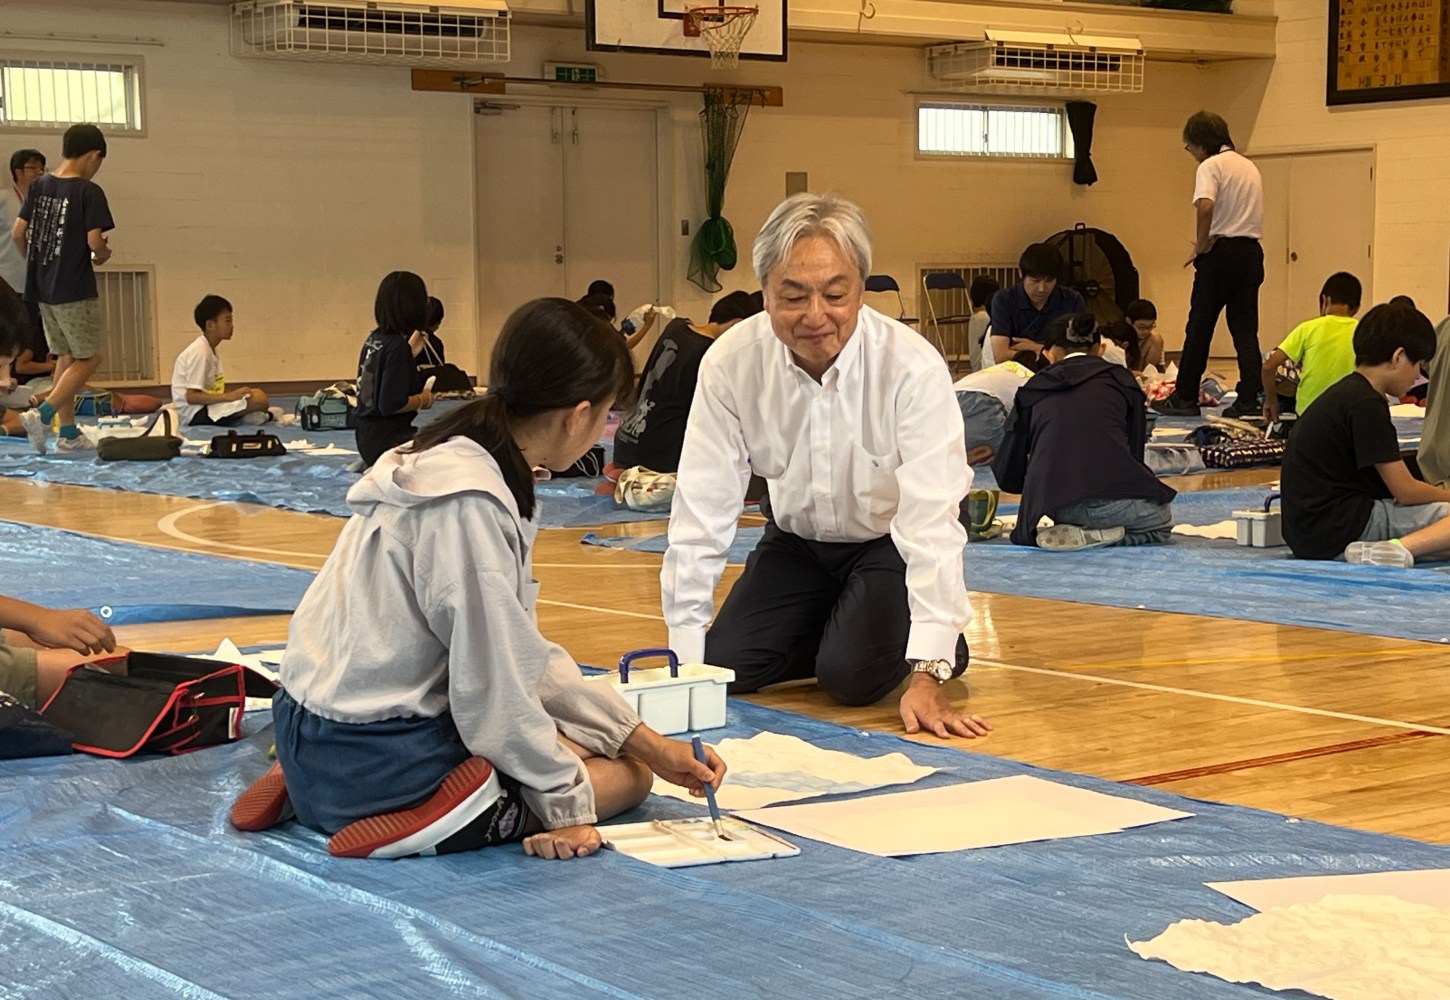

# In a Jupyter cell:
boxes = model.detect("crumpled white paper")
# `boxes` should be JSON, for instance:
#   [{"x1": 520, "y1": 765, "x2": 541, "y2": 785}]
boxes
[
  {"x1": 651, "y1": 731, "x2": 937, "y2": 810},
  {"x1": 1129, "y1": 893, "x2": 1450, "y2": 1000}
]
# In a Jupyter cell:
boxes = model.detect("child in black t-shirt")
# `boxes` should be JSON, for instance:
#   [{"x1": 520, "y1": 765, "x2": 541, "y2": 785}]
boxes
[
  {"x1": 1281, "y1": 301, "x2": 1450, "y2": 567},
  {"x1": 356, "y1": 271, "x2": 434, "y2": 468},
  {"x1": 614, "y1": 290, "x2": 761, "y2": 474}
]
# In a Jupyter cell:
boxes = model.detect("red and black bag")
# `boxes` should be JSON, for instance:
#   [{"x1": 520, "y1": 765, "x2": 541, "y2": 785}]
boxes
[{"x1": 40, "y1": 652, "x2": 277, "y2": 758}]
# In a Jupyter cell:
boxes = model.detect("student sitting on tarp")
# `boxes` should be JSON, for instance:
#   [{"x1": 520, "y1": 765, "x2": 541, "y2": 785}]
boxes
[
  {"x1": 1282, "y1": 301, "x2": 1450, "y2": 568},
  {"x1": 230, "y1": 298, "x2": 726, "y2": 861},
  {"x1": 1260, "y1": 272, "x2": 1361, "y2": 425},
  {"x1": 952, "y1": 350, "x2": 1043, "y2": 467},
  {"x1": 613, "y1": 289, "x2": 763, "y2": 476},
  {"x1": 172, "y1": 295, "x2": 272, "y2": 427},
  {"x1": 993, "y1": 312, "x2": 1176, "y2": 551}
]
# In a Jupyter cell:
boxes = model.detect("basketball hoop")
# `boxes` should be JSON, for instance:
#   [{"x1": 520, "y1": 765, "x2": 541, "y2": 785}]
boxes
[{"x1": 683, "y1": 5, "x2": 758, "y2": 70}]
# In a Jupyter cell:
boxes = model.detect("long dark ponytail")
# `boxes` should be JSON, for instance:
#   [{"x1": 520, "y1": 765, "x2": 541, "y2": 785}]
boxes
[{"x1": 407, "y1": 298, "x2": 633, "y2": 519}]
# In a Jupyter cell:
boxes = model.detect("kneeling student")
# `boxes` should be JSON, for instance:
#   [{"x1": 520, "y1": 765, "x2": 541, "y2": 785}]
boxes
[
  {"x1": 1281, "y1": 301, "x2": 1450, "y2": 568},
  {"x1": 953, "y1": 350, "x2": 1042, "y2": 466},
  {"x1": 231, "y1": 298, "x2": 726, "y2": 861},
  {"x1": 994, "y1": 313, "x2": 1176, "y2": 550},
  {"x1": 172, "y1": 295, "x2": 270, "y2": 426}
]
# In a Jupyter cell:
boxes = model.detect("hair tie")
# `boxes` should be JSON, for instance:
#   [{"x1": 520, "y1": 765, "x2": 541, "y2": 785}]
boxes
[{"x1": 489, "y1": 386, "x2": 511, "y2": 407}]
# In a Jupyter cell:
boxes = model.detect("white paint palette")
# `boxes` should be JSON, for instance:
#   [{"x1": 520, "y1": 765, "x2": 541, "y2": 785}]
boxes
[{"x1": 602, "y1": 817, "x2": 799, "y2": 868}]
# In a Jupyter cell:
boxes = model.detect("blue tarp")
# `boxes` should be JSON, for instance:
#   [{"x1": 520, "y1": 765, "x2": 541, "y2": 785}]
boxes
[
  {"x1": 0, "y1": 519, "x2": 315, "y2": 624},
  {"x1": 3, "y1": 699, "x2": 1448, "y2": 998},
  {"x1": 582, "y1": 487, "x2": 1450, "y2": 643},
  {"x1": 0, "y1": 408, "x2": 670, "y2": 528}
]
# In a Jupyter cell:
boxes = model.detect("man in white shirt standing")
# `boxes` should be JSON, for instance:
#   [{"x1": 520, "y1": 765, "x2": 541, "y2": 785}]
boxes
[
  {"x1": 0, "y1": 150, "x2": 46, "y2": 352},
  {"x1": 1153, "y1": 111, "x2": 1265, "y2": 419},
  {"x1": 661, "y1": 193, "x2": 991, "y2": 739}
]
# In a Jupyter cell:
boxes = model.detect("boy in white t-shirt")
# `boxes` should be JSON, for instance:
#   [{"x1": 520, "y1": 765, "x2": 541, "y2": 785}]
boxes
[
  {"x1": 953, "y1": 351, "x2": 1043, "y2": 465},
  {"x1": 172, "y1": 295, "x2": 270, "y2": 426}
]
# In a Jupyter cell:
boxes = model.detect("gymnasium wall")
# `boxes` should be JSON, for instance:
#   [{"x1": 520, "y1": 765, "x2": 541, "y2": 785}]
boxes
[
  {"x1": 8, "y1": 1, "x2": 1256, "y2": 381},
  {"x1": 1228, "y1": 0, "x2": 1448, "y2": 319},
  {"x1": 3, "y1": 0, "x2": 476, "y2": 384}
]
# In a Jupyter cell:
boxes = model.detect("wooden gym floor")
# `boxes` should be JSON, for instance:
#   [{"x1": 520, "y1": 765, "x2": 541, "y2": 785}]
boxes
[{"x1": 10, "y1": 468, "x2": 1448, "y2": 845}]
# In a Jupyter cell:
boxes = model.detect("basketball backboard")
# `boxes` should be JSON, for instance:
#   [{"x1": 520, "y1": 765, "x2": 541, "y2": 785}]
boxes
[{"x1": 585, "y1": 0, "x2": 787, "y2": 63}]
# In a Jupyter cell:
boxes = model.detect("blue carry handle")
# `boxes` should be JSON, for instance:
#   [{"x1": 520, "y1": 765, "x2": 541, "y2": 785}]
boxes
[{"x1": 617, "y1": 648, "x2": 679, "y2": 684}]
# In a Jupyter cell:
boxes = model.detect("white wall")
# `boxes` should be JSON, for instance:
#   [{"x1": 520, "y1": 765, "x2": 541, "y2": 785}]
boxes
[
  {"x1": 499, "y1": 25, "x2": 1234, "y2": 338},
  {"x1": 1225, "y1": 0, "x2": 1448, "y2": 318},
  {"x1": 4, "y1": 0, "x2": 476, "y2": 382}
]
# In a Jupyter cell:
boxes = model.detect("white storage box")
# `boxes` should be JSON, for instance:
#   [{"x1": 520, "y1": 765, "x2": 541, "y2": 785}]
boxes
[
  {"x1": 1234, "y1": 494, "x2": 1284, "y2": 548},
  {"x1": 589, "y1": 648, "x2": 734, "y2": 735}
]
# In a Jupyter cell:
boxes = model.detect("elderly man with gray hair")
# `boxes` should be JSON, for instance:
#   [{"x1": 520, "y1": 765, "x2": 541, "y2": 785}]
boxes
[{"x1": 660, "y1": 193, "x2": 990, "y2": 738}]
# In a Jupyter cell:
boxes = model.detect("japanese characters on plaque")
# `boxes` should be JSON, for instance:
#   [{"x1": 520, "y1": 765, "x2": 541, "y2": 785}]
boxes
[{"x1": 1330, "y1": 0, "x2": 1450, "y2": 104}]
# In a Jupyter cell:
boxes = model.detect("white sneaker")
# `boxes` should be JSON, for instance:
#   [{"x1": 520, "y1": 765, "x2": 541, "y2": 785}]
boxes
[
  {"x1": 55, "y1": 433, "x2": 97, "y2": 454},
  {"x1": 1037, "y1": 524, "x2": 1127, "y2": 551},
  {"x1": 1344, "y1": 540, "x2": 1414, "y2": 568},
  {"x1": 18, "y1": 408, "x2": 50, "y2": 454}
]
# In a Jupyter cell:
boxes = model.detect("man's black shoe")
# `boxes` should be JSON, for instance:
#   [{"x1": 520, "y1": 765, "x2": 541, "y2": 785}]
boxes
[{"x1": 1151, "y1": 397, "x2": 1201, "y2": 417}]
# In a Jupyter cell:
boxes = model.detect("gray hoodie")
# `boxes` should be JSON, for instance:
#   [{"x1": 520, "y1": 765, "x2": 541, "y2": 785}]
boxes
[{"x1": 279, "y1": 436, "x2": 643, "y2": 829}]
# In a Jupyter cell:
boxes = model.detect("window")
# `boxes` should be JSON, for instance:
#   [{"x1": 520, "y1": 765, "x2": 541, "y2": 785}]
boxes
[
  {"x1": 917, "y1": 102, "x2": 1073, "y2": 159},
  {"x1": 0, "y1": 58, "x2": 143, "y2": 132}
]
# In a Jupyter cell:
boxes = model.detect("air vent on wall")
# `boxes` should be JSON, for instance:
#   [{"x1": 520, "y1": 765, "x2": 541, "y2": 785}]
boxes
[
  {"x1": 926, "y1": 30, "x2": 1143, "y2": 95},
  {"x1": 231, "y1": 0, "x2": 510, "y2": 65}
]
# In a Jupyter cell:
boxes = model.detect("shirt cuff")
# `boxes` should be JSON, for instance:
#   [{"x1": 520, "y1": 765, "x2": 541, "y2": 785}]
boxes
[
  {"x1": 905, "y1": 623, "x2": 963, "y2": 665},
  {"x1": 668, "y1": 626, "x2": 707, "y2": 666}
]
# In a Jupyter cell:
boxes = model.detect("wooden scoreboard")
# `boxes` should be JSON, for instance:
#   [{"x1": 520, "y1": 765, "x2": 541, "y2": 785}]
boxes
[{"x1": 1329, "y1": 0, "x2": 1450, "y2": 104}]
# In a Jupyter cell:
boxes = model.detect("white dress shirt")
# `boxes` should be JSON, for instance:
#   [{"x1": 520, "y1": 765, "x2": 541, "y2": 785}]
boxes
[
  {"x1": 661, "y1": 305, "x2": 972, "y2": 667},
  {"x1": 1193, "y1": 148, "x2": 1264, "y2": 240}
]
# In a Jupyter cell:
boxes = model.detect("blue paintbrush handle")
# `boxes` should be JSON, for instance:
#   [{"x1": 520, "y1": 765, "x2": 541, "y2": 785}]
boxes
[{"x1": 691, "y1": 735, "x2": 722, "y2": 823}]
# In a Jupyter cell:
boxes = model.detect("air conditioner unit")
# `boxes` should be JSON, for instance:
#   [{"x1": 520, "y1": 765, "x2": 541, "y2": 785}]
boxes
[
  {"x1": 231, "y1": 0, "x2": 510, "y2": 65},
  {"x1": 926, "y1": 31, "x2": 1144, "y2": 95}
]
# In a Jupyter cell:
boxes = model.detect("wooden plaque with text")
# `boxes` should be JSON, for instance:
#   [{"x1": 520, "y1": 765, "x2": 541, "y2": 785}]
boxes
[{"x1": 1329, "y1": 0, "x2": 1450, "y2": 104}]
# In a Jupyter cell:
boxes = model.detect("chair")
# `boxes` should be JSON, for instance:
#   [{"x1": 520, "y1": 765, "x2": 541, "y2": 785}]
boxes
[
  {"x1": 863, "y1": 274, "x2": 917, "y2": 325},
  {"x1": 920, "y1": 271, "x2": 974, "y2": 369}
]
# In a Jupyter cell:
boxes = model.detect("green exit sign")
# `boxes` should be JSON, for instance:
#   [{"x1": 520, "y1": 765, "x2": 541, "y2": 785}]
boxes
[{"x1": 544, "y1": 63, "x2": 599, "y2": 84}]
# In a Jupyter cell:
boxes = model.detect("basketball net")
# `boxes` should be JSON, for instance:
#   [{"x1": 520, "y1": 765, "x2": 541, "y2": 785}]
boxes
[{"x1": 684, "y1": 6, "x2": 758, "y2": 70}]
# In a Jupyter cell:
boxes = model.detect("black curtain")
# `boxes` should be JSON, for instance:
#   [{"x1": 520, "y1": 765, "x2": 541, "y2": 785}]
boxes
[{"x1": 1066, "y1": 101, "x2": 1098, "y2": 186}]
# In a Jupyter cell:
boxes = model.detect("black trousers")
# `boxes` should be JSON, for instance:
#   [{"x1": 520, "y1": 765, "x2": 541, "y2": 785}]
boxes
[
  {"x1": 1175, "y1": 236, "x2": 1265, "y2": 405},
  {"x1": 355, "y1": 414, "x2": 416, "y2": 468},
  {"x1": 704, "y1": 522, "x2": 968, "y2": 706}
]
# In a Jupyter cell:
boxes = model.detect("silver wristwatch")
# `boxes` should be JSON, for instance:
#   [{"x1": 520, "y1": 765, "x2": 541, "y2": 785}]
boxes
[{"x1": 908, "y1": 658, "x2": 954, "y2": 683}]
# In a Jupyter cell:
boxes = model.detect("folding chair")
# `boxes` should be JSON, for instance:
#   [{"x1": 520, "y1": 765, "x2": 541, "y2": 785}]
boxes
[
  {"x1": 920, "y1": 271, "x2": 973, "y2": 370},
  {"x1": 863, "y1": 275, "x2": 917, "y2": 325}
]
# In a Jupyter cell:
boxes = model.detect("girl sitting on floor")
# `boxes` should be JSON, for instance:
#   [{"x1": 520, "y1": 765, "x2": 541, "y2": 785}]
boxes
[
  {"x1": 232, "y1": 298, "x2": 726, "y2": 861},
  {"x1": 993, "y1": 312, "x2": 1177, "y2": 551},
  {"x1": 355, "y1": 271, "x2": 436, "y2": 469}
]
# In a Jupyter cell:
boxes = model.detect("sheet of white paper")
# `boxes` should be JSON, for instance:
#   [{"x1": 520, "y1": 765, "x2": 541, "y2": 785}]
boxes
[
  {"x1": 1129, "y1": 894, "x2": 1450, "y2": 1000},
  {"x1": 737, "y1": 775, "x2": 1191, "y2": 857},
  {"x1": 1173, "y1": 519, "x2": 1239, "y2": 540},
  {"x1": 651, "y1": 732, "x2": 938, "y2": 810},
  {"x1": 1208, "y1": 870, "x2": 1450, "y2": 913}
]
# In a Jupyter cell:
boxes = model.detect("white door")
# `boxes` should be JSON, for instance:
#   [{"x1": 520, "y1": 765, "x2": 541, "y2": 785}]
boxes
[
  {"x1": 475, "y1": 106, "x2": 568, "y2": 361},
  {"x1": 1237, "y1": 149, "x2": 1374, "y2": 355},
  {"x1": 475, "y1": 105, "x2": 661, "y2": 368}
]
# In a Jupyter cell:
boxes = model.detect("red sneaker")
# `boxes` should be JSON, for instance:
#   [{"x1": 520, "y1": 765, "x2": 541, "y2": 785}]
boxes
[
  {"x1": 327, "y1": 757, "x2": 502, "y2": 859},
  {"x1": 230, "y1": 761, "x2": 293, "y2": 832}
]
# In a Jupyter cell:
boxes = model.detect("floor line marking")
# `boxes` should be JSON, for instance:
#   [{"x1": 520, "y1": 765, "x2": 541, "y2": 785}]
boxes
[
  {"x1": 975, "y1": 657, "x2": 1450, "y2": 736},
  {"x1": 155, "y1": 504, "x2": 329, "y2": 565},
  {"x1": 1127, "y1": 730, "x2": 1443, "y2": 785},
  {"x1": 538, "y1": 599, "x2": 666, "y2": 622}
]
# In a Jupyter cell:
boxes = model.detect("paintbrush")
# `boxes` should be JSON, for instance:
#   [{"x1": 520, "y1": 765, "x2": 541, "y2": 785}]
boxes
[{"x1": 691, "y1": 734, "x2": 731, "y2": 840}]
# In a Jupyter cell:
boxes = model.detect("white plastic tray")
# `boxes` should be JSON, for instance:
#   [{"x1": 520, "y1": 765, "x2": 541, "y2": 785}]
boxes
[{"x1": 602, "y1": 817, "x2": 798, "y2": 868}]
